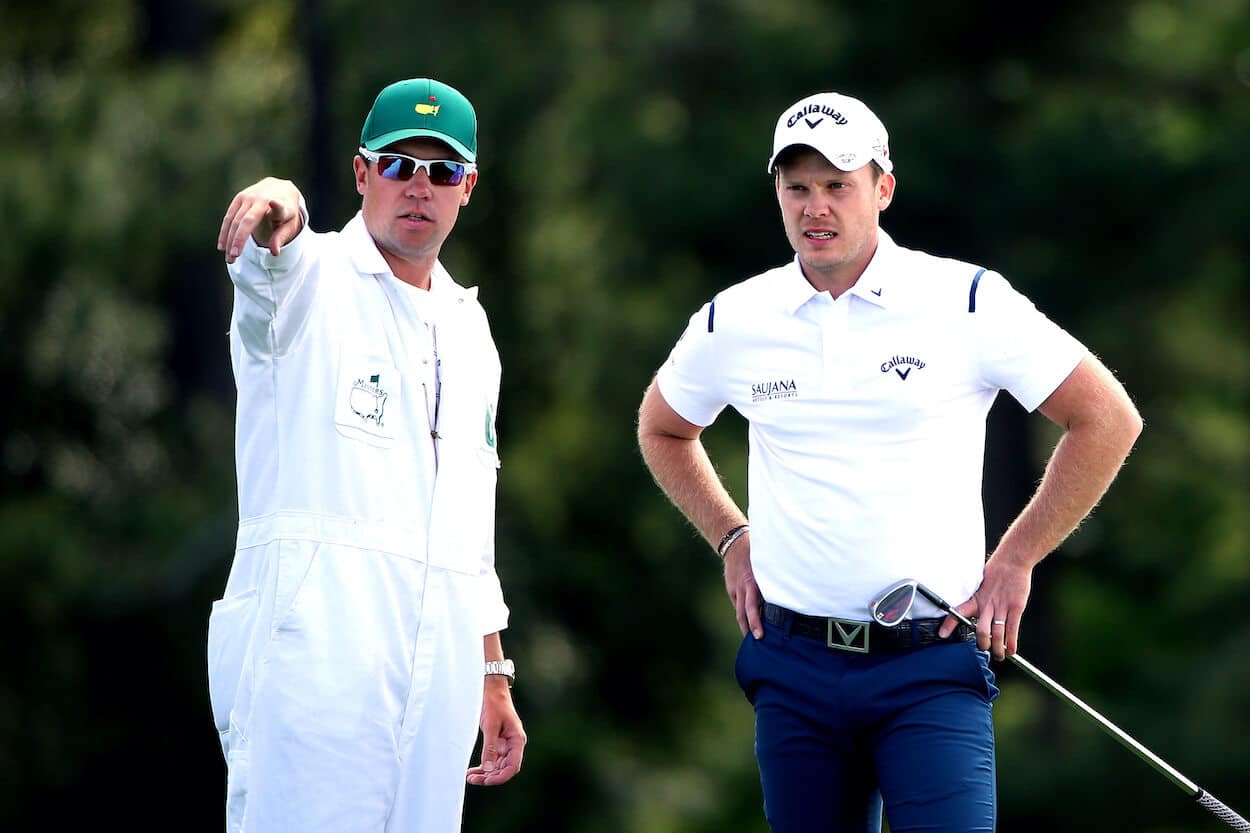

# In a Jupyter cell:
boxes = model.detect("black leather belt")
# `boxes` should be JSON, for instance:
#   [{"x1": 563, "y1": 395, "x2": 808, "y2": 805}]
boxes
[{"x1": 763, "y1": 602, "x2": 974, "y2": 653}]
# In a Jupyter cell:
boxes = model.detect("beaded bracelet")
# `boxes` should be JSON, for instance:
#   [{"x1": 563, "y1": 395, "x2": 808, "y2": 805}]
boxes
[{"x1": 716, "y1": 524, "x2": 750, "y2": 559}]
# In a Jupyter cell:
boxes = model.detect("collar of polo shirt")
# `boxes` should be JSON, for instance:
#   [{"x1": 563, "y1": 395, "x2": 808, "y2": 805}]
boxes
[{"x1": 782, "y1": 229, "x2": 902, "y2": 314}]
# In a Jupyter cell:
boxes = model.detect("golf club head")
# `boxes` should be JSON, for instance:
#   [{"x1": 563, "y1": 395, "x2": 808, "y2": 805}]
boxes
[
  {"x1": 872, "y1": 579, "x2": 977, "y2": 629},
  {"x1": 870, "y1": 579, "x2": 920, "y2": 627}
]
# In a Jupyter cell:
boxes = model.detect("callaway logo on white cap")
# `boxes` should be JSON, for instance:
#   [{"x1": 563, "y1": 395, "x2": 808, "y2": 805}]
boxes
[{"x1": 766, "y1": 92, "x2": 893, "y2": 174}]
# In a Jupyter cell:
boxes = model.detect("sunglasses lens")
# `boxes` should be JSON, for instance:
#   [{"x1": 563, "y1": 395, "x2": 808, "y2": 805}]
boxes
[
  {"x1": 871, "y1": 583, "x2": 916, "y2": 626},
  {"x1": 429, "y1": 161, "x2": 466, "y2": 186},
  {"x1": 377, "y1": 155, "x2": 417, "y2": 180},
  {"x1": 373, "y1": 155, "x2": 466, "y2": 186}
]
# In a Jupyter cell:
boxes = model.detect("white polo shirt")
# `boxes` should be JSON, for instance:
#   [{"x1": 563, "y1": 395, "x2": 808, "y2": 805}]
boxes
[
  {"x1": 656, "y1": 230, "x2": 1086, "y2": 620},
  {"x1": 228, "y1": 212, "x2": 509, "y2": 633}
]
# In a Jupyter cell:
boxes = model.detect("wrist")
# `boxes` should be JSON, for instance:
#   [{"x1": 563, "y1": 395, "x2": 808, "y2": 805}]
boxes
[
  {"x1": 987, "y1": 545, "x2": 1041, "y2": 571},
  {"x1": 716, "y1": 524, "x2": 750, "y2": 559},
  {"x1": 484, "y1": 675, "x2": 513, "y2": 694}
]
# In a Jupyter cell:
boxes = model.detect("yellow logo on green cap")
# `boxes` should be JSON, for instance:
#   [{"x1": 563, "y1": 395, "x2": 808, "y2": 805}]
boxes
[{"x1": 415, "y1": 103, "x2": 440, "y2": 116}]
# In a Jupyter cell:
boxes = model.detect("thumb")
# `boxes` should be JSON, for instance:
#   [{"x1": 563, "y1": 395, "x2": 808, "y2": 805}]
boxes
[
  {"x1": 268, "y1": 196, "x2": 298, "y2": 222},
  {"x1": 479, "y1": 715, "x2": 502, "y2": 766},
  {"x1": 266, "y1": 200, "x2": 300, "y2": 255},
  {"x1": 479, "y1": 739, "x2": 499, "y2": 772}
]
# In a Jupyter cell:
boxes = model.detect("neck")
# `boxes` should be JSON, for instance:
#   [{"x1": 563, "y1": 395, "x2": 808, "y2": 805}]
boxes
[
  {"x1": 801, "y1": 267, "x2": 860, "y2": 299},
  {"x1": 801, "y1": 235, "x2": 880, "y2": 299},
  {"x1": 380, "y1": 248, "x2": 437, "y2": 290}
]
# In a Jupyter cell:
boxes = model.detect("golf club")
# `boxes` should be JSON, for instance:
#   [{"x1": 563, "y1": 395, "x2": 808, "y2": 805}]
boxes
[{"x1": 870, "y1": 579, "x2": 1248, "y2": 831}]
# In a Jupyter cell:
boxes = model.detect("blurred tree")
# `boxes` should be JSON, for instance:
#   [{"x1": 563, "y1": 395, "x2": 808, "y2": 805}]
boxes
[{"x1": 0, "y1": 0, "x2": 307, "y2": 826}]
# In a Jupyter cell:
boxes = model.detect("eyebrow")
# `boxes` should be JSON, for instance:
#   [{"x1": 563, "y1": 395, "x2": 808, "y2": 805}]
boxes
[{"x1": 780, "y1": 173, "x2": 851, "y2": 185}]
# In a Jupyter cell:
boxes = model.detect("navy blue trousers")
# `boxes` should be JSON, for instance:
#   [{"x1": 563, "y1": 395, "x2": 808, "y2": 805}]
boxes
[{"x1": 735, "y1": 617, "x2": 999, "y2": 833}]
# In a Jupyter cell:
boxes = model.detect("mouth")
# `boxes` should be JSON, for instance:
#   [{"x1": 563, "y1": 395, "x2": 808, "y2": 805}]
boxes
[
  {"x1": 804, "y1": 230, "x2": 836, "y2": 240},
  {"x1": 400, "y1": 212, "x2": 432, "y2": 223}
]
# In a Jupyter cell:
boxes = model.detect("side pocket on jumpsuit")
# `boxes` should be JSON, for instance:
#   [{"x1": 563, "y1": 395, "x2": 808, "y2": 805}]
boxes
[
  {"x1": 207, "y1": 588, "x2": 260, "y2": 750},
  {"x1": 269, "y1": 541, "x2": 320, "y2": 634}
]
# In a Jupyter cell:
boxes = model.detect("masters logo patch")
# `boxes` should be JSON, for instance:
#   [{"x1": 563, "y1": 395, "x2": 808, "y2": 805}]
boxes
[{"x1": 350, "y1": 374, "x2": 389, "y2": 426}]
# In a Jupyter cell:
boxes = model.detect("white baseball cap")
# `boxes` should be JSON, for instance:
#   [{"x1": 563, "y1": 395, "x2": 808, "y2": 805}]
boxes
[{"x1": 766, "y1": 91, "x2": 893, "y2": 174}]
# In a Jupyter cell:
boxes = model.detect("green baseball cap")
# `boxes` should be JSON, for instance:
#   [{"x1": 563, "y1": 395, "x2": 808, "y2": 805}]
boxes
[{"x1": 359, "y1": 78, "x2": 477, "y2": 162}]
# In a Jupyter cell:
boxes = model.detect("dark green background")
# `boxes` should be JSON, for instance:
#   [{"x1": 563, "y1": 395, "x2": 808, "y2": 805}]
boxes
[{"x1": 2, "y1": 1, "x2": 1247, "y2": 830}]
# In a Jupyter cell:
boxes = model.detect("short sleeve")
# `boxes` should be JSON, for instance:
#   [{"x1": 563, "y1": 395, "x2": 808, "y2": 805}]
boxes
[
  {"x1": 974, "y1": 271, "x2": 1087, "y2": 412},
  {"x1": 654, "y1": 301, "x2": 729, "y2": 427}
]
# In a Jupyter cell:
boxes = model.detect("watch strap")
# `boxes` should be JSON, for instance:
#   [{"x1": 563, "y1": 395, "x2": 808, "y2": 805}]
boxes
[{"x1": 484, "y1": 659, "x2": 515, "y2": 685}]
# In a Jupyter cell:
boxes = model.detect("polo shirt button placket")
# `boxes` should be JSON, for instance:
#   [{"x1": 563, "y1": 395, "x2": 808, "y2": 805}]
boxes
[{"x1": 822, "y1": 294, "x2": 852, "y2": 382}]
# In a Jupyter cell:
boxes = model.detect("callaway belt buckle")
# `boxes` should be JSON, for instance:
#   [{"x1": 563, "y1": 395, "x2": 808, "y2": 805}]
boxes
[{"x1": 826, "y1": 617, "x2": 871, "y2": 653}]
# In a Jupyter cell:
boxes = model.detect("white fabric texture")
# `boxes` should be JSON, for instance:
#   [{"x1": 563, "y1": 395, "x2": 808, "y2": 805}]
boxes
[
  {"x1": 208, "y1": 213, "x2": 508, "y2": 831},
  {"x1": 656, "y1": 230, "x2": 1087, "y2": 620}
]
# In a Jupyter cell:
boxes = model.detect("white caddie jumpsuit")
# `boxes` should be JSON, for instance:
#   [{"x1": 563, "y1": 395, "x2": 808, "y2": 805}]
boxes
[{"x1": 206, "y1": 212, "x2": 509, "y2": 832}]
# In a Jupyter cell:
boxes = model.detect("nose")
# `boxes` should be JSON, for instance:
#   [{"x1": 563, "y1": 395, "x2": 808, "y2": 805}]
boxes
[
  {"x1": 403, "y1": 168, "x2": 434, "y2": 198},
  {"x1": 803, "y1": 194, "x2": 830, "y2": 218}
]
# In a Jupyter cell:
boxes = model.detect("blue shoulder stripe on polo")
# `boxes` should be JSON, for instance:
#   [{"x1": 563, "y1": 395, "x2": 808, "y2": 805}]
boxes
[
  {"x1": 968, "y1": 268, "x2": 986, "y2": 313},
  {"x1": 708, "y1": 297, "x2": 717, "y2": 332}
]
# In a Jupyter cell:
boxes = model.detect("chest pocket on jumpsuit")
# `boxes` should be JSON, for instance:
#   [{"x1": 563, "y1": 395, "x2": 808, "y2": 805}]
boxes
[{"x1": 333, "y1": 354, "x2": 402, "y2": 448}]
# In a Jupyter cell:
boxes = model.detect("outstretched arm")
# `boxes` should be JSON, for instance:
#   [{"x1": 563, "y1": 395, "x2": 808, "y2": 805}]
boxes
[
  {"x1": 947, "y1": 354, "x2": 1143, "y2": 658},
  {"x1": 637, "y1": 379, "x2": 761, "y2": 638}
]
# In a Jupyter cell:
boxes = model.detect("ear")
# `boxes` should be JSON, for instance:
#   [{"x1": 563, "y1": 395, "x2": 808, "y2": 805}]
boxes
[
  {"x1": 773, "y1": 169, "x2": 789, "y2": 207},
  {"x1": 877, "y1": 172, "x2": 896, "y2": 211},
  {"x1": 460, "y1": 170, "x2": 478, "y2": 207},
  {"x1": 353, "y1": 155, "x2": 368, "y2": 196}
]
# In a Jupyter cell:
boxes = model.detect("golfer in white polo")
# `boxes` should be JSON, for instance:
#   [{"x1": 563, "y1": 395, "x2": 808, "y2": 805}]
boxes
[{"x1": 638, "y1": 90, "x2": 1142, "y2": 832}]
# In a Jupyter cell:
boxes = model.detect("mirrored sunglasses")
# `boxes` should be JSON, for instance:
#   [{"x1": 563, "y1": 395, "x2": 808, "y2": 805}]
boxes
[{"x1": 358, "y1": 148, "x2": 475, "y2": 186}]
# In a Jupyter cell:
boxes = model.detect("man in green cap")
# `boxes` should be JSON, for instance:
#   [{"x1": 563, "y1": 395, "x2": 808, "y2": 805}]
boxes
[{"x1": 211, "y1": 77, "x2": 525, "y2": 832}]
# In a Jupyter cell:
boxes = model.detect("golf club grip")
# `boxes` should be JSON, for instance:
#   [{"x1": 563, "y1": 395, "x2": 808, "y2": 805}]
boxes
[{"x1": 1197, "y1": 790, "x2": 1250, "y2": 831}]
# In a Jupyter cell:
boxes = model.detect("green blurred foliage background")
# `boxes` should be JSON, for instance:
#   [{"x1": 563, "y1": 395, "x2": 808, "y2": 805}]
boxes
[{"x1": 1, "y1": 0, "x2": 1247, "y2": 830}]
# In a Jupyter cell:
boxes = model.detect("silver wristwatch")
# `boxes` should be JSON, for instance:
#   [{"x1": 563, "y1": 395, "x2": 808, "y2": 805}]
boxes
[{"x1": 484, "y1": 659, "x2": 515, "y2": 686}]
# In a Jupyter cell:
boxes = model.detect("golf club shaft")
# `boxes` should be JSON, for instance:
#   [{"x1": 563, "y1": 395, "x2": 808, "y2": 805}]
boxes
[
  {"x1": 913, "y1": 587, "x2": 1190, "y2": 793},
  {"x1": 1004, "y1": 652, "x2": 1195, "y2": 792}
]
